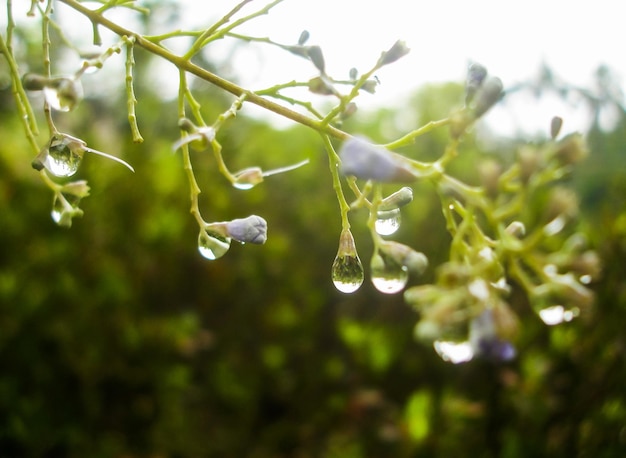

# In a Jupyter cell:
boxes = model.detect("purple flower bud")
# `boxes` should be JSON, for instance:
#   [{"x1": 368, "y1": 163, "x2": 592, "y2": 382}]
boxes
[
  {"x1": 465, "y1": 62, "x2": 488, "y2": 104},
  {"x1": 339, "y1": 137, "x2": 417, "y2": 183},
  {"x1": 226, "y1": 215, "x2": 267, "y2": 244}
]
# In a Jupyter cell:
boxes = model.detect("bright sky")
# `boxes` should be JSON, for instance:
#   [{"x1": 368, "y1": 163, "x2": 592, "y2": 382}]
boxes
[
  {"x1": 188, "y1": 0, "x2": 625, "y2": 136},
  {"x1": 7, "y1": 0, "x2": 625, "y2": 137}
]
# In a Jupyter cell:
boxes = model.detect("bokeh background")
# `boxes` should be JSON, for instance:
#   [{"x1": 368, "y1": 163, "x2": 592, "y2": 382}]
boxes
[{"x1": 1, "y1": 2, "x2": 626, "y2": 457}]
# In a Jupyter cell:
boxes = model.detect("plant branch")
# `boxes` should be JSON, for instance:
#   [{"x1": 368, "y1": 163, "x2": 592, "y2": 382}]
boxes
[{"x1": 58, "y1": 0, "x2": 350, "y2": 141}]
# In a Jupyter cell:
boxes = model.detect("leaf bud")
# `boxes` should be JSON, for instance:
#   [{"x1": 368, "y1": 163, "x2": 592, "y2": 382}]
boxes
[
  {"x1": 225, "y1": 215, "x2": 268, "y2": 244},
  {"x1": 339, "y1": 137, "x2": 418, "y2": 183},
  {"x1": 377, "y1": 40, "x2": 410, "y2": 67}
]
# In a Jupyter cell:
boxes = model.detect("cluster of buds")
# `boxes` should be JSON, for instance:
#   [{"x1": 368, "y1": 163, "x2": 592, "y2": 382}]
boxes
[
  {"x1": 404, "y1": 260, "x2": 518, "y2": 363},
  {"x1": 450, "y1": 63, "x2": 504, "y2": 138}
]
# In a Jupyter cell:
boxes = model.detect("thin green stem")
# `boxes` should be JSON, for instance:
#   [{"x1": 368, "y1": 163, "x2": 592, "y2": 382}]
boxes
[
  {"x1": 58, "y1": 0, "x2": 350, "y2": 142},
  {"x1": 124, "y1": 36, "x2": 143, "y2": 143},
  {"x1": 178, "y1": 69, "x2": 206, "y2": 228},
  {"x1": 321, "y1": 134, "x2": 351, "y2": 230},
  {"x1": 383, "y1": 118, "x2": 451, "y2": 149}
]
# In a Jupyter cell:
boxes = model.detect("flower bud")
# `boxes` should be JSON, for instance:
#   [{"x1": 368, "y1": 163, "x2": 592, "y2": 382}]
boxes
[
  {"x1": 517, "y1": 146, "x2": 541, "y2": 183},
  {"x1": 379, "y1": 187, "x2": 413, "y2": 211},
  {"x1": 380, "y1": 241, "x2": 428, "y2": 275},
  {"x1": 471, "y1": 76, "x2": 503, "y2": 118},
  {"x1": 465, "y1": 62, "x2": 488, "y2": 104},
  {"x1": 550, "y1": 116, "x2": 563, "y2": 139},
  {"x1": 308, "y1": 76, "x2": 335, "y2": 95},
  {"x1": 225, "y1": 215, "x2": 267, "y2": 244},
  {"x1": 360, "y1": 79, "x2": 378, "y2": 94},
  {"x1": 22, "y1": 73, "x2": 50, "y2": 91},
  {"x1": 552, "y1": 133, "x2": 588, "y2": 165},
  {"x1": 298, "y1": 30, "x2": 310, "y2": 46},
  {"x1": 339, "y1": 137, "x2": 418, "y2": 183},
  {"x1": 378, "y1": 40, "x2": 410, "y2": 66},
  {"x1": 61, "y1": 180, "x2": 91, "y2": 198},
  {"x1": 306, "y1": 45, "x2": 325, "y2": 73},
  {"x1": 478, "y1": 159, "x2": 502, "y2": 198}
]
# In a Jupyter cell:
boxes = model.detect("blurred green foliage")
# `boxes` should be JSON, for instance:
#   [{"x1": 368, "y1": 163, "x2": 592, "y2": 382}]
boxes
[{"x1": 1, "y1": 21, "x2": 626, "y2": 458}]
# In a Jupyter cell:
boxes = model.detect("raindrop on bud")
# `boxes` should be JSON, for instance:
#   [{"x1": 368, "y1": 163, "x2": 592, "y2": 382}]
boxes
[
  {"x1": 370, "y1": 252, "x2": 408, "y2": 294},
  {"x1": 43, "y1": 77, "x2": 83, "y2": 112},
  {"x1": 198, "y1": 230, "x2": 231, "y2": 260},
  {"x1": 375, "y1": 208, "x2": 401, "y2": 235},
  {"x1": 35, "y1": 134, "x2": 84, "y2": 177},
  {"x1": 331, "y1": 229, "x2": 364, "y2": 294}
]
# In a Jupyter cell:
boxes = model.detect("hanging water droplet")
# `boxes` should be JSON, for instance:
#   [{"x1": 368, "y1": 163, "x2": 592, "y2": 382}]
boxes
[
  {"x1": 332, "y1": 254, "x2": 364, "y2": 293},
  {"x1": 198, "y1": 230, "x2": 231, "y2": 260},
  {"x1": 43, "y1": 77, "x2": 83, "y2": 112},
  {"x1": 40, "y1": 135, "x2": 84, "y2": 178},
  {"x1": 375, "y1": 208, "x2": 401, "y2": 235},
  {"x1": 51, "y1": 195, "x2": 66, "y2": 226},
  {"x1": 233, "y1": 167, "x2": 263, "y2": 190},
  {"x1": 50, "y1": 193, "x2": 82, "y2": 228},
  {"x1": 370, "y1": 252, "x2": 408, "y2": 294}
]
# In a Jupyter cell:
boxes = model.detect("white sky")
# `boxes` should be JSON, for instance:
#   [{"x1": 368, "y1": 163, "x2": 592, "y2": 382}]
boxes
[
  {"x1": 7, "y1": 0, "x2": 625, "y2": 137},
  {"x1": 180, "y1": 0, "x2": 625, "y2": 136}
]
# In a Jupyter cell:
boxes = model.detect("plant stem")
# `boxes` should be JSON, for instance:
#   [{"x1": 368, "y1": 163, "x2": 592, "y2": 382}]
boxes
[{"x1": 58, "y1": 0, "x2": 350, "y2": 142}]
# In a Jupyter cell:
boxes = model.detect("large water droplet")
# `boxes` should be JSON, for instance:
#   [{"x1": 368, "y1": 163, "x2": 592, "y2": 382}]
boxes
[
  {"x1": 43, "y1": 78, "x2": 83, "y2": 112},
  {"x1": 375, "y1": 208, "x2": 401, "y2": 235},
  {"x1": 233, "y1": 167, "x2": 263, "y2": 190},
  {"x1": 42, "y1": 137, "x2": 83, "y2": 177},
  {"x1": 332, "y1": 254, "x2": 364, "y2": 293},
  {"x1": 370, "y1": 253, "x2": 408, "y2": 294},
  {"x1": 198, "y1": 230, "x2": 231, "y2": 260}
]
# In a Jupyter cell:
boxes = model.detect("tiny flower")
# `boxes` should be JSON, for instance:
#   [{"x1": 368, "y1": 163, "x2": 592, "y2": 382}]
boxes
[
  {"x1": 378, "y1": 40, "x2": 410, "y2": 66},
  {"x1": 339, "y1": 137, "x2": 418, "y2": 183},
  {"x1": 225, "y1": 215, "x2": 268, "y2": 244},
  {"x1": 469, "y1": 309, "x2": 516, "y2": 362}
]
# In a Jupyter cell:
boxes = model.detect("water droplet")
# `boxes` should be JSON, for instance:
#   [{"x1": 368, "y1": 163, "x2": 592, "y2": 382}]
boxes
[
  {"x1": 42, "y1": 136, "x2": 83, "y2": 177},
  {"x1": 537, "y1": 304, "x2": 579, "y2": 325},
  {"x1": 370, "y1": 253, "x2": 408, "y2": 294},
  {"x1": 579, "y1": 274, "x2": 592, "y2": 285},
  {"x1": 332, "y1": 254, "x2": 364, "y2": 293},
  {"x1": 198, "y1": 230, "x2": 231, "y2": 260},
  {"x1": 43, "y1": 77, "x2": 83, "y2": 112},
  {"x1": 375, "y1": 208, "x2": 401, "y2": 235},
  {"x1": 433, "y1": 340, "x2": 474, "y2": 364},
  {"x1": 51, "y1": 195, "x2": 65, "y2": 225},
  {"x1": 233, "y1": 167, "x2": 263, "y2": 190}
]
